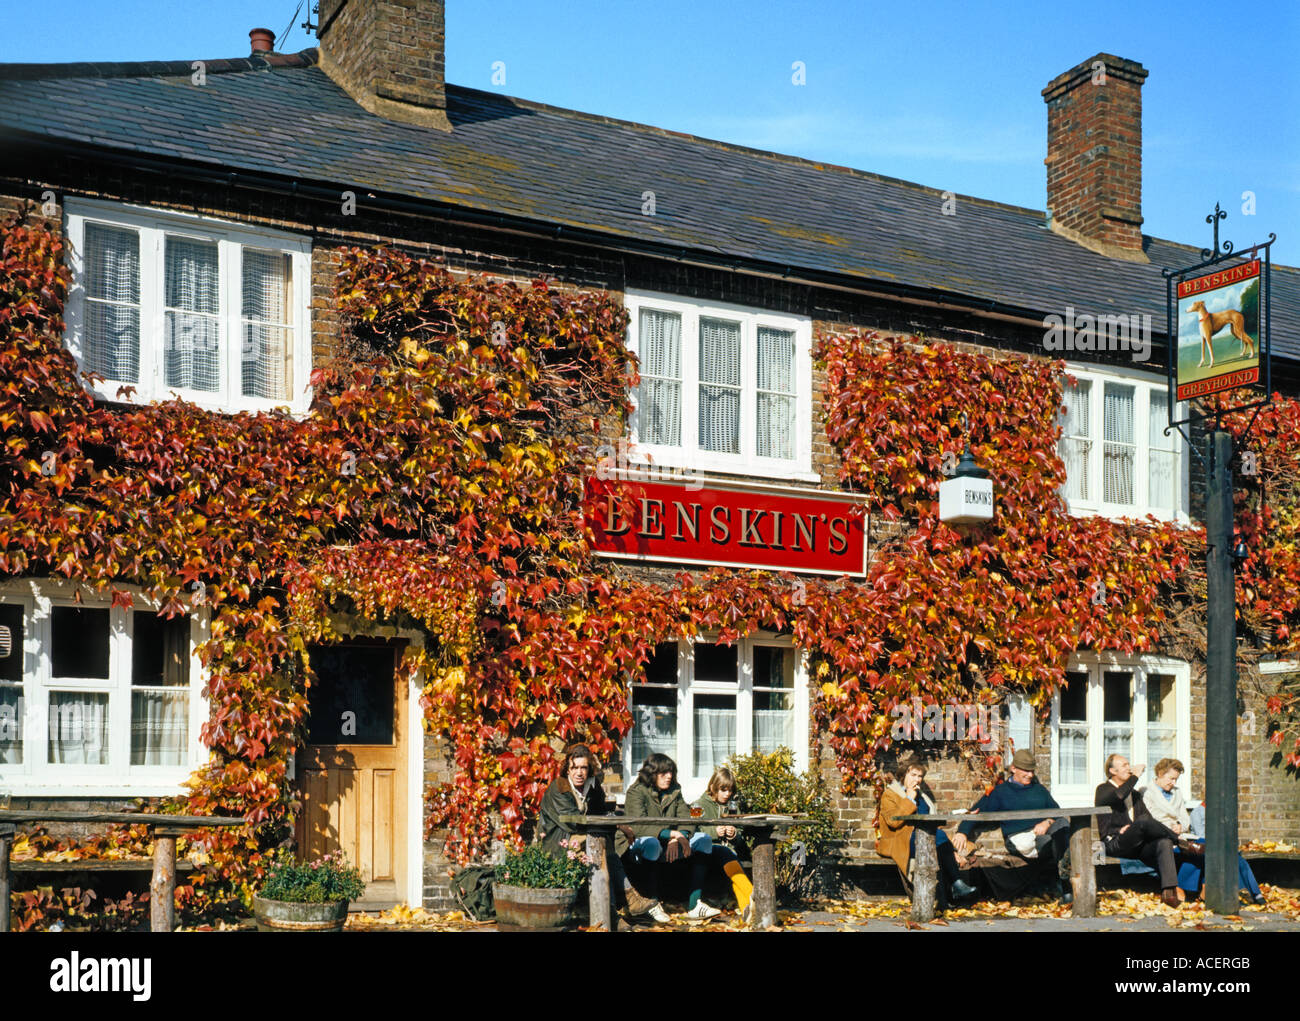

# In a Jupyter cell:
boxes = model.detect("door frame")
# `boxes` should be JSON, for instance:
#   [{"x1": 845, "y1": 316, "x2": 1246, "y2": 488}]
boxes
[{"x1": 294, "y1": 615, "x2": 425, "y2": 909}]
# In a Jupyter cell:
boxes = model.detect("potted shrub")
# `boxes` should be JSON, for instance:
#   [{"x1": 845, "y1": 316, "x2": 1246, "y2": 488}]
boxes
[
  {"x1": 252, "y1": 849, "x2": 366, "y2": 932},
  {"x1": 492, "y1": 839, "x2": 592, "y2": 931}
]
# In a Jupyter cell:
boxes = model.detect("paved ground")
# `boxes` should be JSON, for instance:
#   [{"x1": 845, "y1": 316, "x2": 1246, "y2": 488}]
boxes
[{"x1": 327, "y1": 885, "x2": 1300, "y2": 933}]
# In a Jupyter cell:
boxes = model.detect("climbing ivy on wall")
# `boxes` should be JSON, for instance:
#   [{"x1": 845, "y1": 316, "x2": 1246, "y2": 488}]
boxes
[{"x1": 3, "y1": 211, "x2": 1298, "y2": 926}]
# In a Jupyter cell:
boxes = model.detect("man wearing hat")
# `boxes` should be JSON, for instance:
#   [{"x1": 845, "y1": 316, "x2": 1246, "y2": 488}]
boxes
[{"x1": 951, "y1": 749, "x2": 1073, "y2": 904}]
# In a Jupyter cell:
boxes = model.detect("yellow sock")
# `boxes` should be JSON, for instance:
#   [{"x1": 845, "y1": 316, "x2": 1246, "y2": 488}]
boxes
[{"x1": 724, "y1": 860, "x2": 753, "y2": 912}]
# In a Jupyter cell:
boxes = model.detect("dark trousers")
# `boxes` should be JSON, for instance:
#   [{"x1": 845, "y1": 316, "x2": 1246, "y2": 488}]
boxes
[{"x1": 1107, "y1": 818, "x2": 1179, "y2": 889}]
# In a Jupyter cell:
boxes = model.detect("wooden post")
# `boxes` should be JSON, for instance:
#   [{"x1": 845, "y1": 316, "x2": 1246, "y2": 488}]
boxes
[
  {"x1": 150, "y1": 828, "x2": 178, "y2": 933},
  {"x1": 911, "y1": 824, "x2": 938, "y2": 922},
  {"x1": 0, "y1": 823, "x2": 12, "y2": 934},
  {"x1": 1069, "y1": 815, "x2": 1097, "y2": 918},
  {"x1": 751, "y1": 828, "x2": 777, "y2": 929},
  {"x1": 586, "y1": 832, "x2": 612, "y2": 932}
]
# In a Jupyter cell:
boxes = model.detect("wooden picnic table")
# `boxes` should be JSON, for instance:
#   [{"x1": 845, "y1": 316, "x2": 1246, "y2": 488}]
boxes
[
  {"x1": 0, "y1": 810, "x2": 248, "y2": 933},
  {"x1": 894, "y1": 806, "x2": 1111, "y2": 922},
  {"x1": 559, "y1": 813, "x2": 811, "y2": 930}
]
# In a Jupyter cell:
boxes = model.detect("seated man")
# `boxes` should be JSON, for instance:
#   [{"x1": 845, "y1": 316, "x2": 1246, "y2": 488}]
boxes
[
  {"x1": 537, "y1": 743, "x2": 659, "y2": 920},
  {"x1": 1095, "y1": 753, "x2": 1182, "y2": 908},
  {"x1": 951, "y1": 749, "x2": 1073, "y2": 904}
]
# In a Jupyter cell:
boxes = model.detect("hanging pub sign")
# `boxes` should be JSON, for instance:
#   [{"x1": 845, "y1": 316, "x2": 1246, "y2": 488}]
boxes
[
  {"x1": 1166, "y1": 217, "x2": 1273, "y2": 411},
  {"x1": 583, "y1": 473, "x2": 868, "y2": 577}
]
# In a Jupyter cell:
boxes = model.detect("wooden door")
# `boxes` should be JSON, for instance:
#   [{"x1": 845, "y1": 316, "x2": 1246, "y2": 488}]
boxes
[{"x1": 296, "y1": 640, "x2": 407, "y2": 910}]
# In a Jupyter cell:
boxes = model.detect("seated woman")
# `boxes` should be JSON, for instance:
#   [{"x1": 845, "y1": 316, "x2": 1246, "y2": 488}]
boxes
[
  {"x1": 616, "y1": 752, "x2": 719, "y2": 921},
  {"x1": 877, "y1": 756, "x2": 977, "y2": 902},
  {"x1": 1142, "y1": 758, "x2": 1264, "y2": 905},
  {"x1": 694, "y1": 767, "x2": 755, "y2": 922},
  {"x1": 537, "y1": 743, "x2": 659, "y2": 919}
]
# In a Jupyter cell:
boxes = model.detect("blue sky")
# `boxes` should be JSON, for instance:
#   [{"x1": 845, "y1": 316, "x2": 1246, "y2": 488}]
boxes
[{"x1": 6, "y1": 0, "x2": 1298, "y2": 264}]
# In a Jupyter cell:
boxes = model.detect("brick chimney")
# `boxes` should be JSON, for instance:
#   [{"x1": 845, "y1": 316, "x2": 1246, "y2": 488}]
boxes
[
  {"x1": 316, "y1": 0, "x2": 450, "y2": 131},
  {"x1": 1042, "y1": 53, "x2": 1148, "y2": 262}
]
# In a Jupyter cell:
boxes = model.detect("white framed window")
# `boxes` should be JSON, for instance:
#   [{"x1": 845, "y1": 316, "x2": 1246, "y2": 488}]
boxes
[
  {"x1": 625, "y1": 291, "x2": 814, "y2": 481},
  {"x1": 0, "y1": 580, "x2": 208, "y2": 796},
  {"x1": 1050, "y1": 653, "x2": 1190, "y2": 805},
  {"x1": 1058, "y1": 366, "x2": 1189, "y2": 522},
  {"x1": 63, "y1": 198, "x2": 312, "y2": 415},
  {"x1": 625, "y1": 633, "x2": 808, "y2": 799}
]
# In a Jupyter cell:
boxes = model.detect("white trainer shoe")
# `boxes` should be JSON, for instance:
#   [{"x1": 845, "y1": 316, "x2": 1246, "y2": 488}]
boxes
[
  {"x1": 647, "y1": 904, "x2": 673, "y2": 924},
  {"x1": 686, "y1": 901, "x2": 721, "y2": 919}
]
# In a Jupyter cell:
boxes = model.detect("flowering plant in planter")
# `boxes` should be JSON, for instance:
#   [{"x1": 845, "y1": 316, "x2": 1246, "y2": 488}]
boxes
[
  {"x1": 257, "y1": 849, "x2": 365, "y2": 904},
  {"x1": 498, "y1": 840, "x2": 592, "y2": 890}
]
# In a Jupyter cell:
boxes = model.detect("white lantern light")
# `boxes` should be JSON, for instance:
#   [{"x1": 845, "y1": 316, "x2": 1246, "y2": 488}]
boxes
[{"x1": 939, "y1": 445, "x2": 994, "y2": 525}]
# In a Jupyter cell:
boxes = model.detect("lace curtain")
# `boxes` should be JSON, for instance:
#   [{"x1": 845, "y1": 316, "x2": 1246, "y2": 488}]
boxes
[
  {"x1": 693, "y1": 699, "x2": 736, "y2": 776},
  {"x1": 83, "y1": 223, "x2": 141, "y2": 382},
  {"x1": 1148, "y1": 390, "x2": 1175, "y2": 511},
  {"x1": 698, "y1": 317, "x2": 741, "y2": 453},
  {"x1": 242, "y1": 249, "x2": 293, "y2": 402},
  {"x1": 1059, "y1": 380, "x2": 1092, "y2": 501},
  {"x1": 164, "y1": 236, "x2": 221, "y2": 392},
  {"x1": 47, "y1": 691, "x2": 110, "y2": 765},
  {"x1": 756, "y1": 327, "x2": 795, "y2": 459},
  {"x1": 131, "y1": 690, "x2": 188, "y2": 765},
  {"x1": 637, "y1": 309, "x2": 682, "y2": 445},
  {"x1": 1103, "y1": 382, "x2": 1135, "y2": 504}
]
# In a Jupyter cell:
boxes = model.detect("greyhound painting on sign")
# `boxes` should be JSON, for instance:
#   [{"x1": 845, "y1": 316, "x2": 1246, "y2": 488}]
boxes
[{"x1": 1175, "y1": 259, "x2": 1262, "y2": 401}]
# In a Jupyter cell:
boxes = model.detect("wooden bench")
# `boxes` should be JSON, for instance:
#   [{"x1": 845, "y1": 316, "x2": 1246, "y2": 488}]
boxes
[
  {"x1": 896, "y1": 806, "x2": 1111, "y2": 921},
  {"x1": 559, "y1": 812, "x2": 813, "y2": 930},
  {"x1": 0, "y1": 810, "x2": 247, "y2": 933}
]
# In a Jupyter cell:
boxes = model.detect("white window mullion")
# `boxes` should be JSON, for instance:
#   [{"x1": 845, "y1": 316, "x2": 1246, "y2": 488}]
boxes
[
  {"x1": 793, "y1": 651, "x2": 810, "y2": 772},
  {"x1": 736, "y1": 640, "x2": 754, "y2": 755},
  {"x1": 677, "y1": 641, "x2": 692, "y2": 784},
  {"x1": 223, "y1": 237, "x2": 240, "y2": 408},
  {"x1": 682, "y1": 311, "x2": 699, "y2": 455},
  {"x1": 141, "y1": 226, "x2": 164, "y2": 405},
  {"x1": 1088, "y1": 665, "x2": 1103, "y2": 785},
  {"x1": 1090, "y1": 381, "x2": 1104, "y2": 511},
  {"x1": 741, "y1": 316, "x2": 757, "y2": 464},
  {"x1": 1132, "y1": 667, "x2": 1148, "y2": 775},
  {"x1": 110, "y1": 606, "x2": 131, "y2": 769},
  {"x1": 1134, "y1": 387, "x2": 1150, "y2": 519}
]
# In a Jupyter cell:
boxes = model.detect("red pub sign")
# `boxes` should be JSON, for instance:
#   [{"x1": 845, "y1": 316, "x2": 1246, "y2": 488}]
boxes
[{"x1": 583, "y1": 474, "x2": 868, "y2": 577}]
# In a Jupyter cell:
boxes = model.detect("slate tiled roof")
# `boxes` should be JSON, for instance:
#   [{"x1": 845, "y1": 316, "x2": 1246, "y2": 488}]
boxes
[{"x1": 1, "y1": 48, "x2": 1295, "y2": 361}]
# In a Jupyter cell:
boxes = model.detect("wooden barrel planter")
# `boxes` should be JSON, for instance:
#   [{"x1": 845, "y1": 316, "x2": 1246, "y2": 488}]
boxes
[
  {"x1": 252, "y1": 895, "x2": 350, "y2": 932},
  {"x1": 492, "y1": 885, "x2": 582, "y2": 931}
]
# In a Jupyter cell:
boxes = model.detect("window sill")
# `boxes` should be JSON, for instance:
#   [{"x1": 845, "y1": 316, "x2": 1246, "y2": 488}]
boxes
[
  {"x1": 0, "y1": 778, "x2": 196, "y2": 798},
  {"x1": 89, "y1": 381, "x2": 312, "y2": 420},
  {"x1": 1062, "y1": 501, "x2": 1193, "y2": 529},
  {"x1": 626, "y1": 453, "x2": 819, "y2": 486}
]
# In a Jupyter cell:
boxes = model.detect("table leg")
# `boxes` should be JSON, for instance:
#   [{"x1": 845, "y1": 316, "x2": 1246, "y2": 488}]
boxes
[
  {"x1": 751, "y1": 829, "x2": 777, "y2": 929},
  {"x1": 586, "y1": 832, "x2": 613, "y2": 932},
  {"x1": 912, "y1": 824, "x2": 938, "y2": 922},
  {"x1": 1069, "y1": 816, "x2": 1097, "y2": 918},
  {"x1": 150, "y1": 830, "x2": 177, "y2": 933}
]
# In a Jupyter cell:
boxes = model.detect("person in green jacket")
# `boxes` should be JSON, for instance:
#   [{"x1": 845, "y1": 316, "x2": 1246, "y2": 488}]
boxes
[
  {"x1": 536, "y1": 744, "x2": 660, "y2": 920},
  {"x1": 619, "y1": 752, "x2": 720, "y2": 920},
  {"x1": 694, "y1": 766, "x2": 754, "y2": 922}
]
